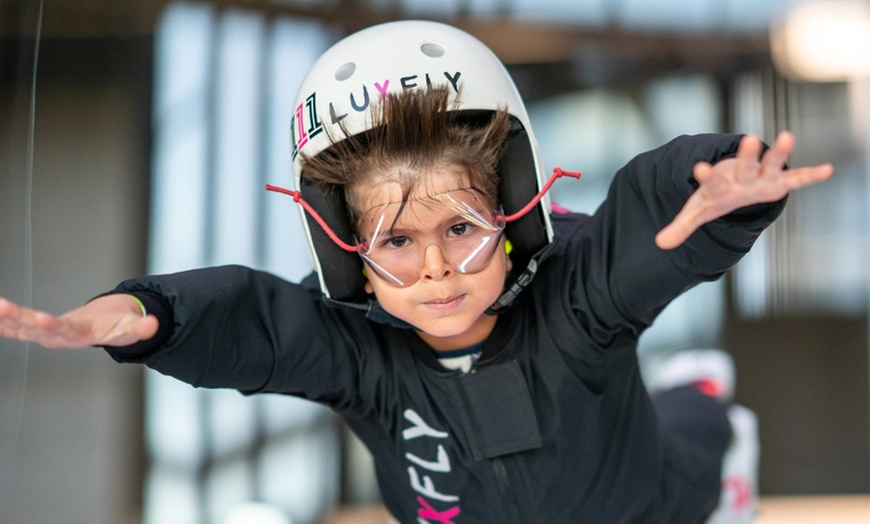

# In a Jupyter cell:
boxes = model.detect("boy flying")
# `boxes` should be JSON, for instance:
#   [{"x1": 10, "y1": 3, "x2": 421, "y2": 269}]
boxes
[{"x1": 0, "y1": 21, "x2": 832, "y2": 523}]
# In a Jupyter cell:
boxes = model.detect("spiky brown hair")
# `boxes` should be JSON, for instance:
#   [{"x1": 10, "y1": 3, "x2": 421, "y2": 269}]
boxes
[{"x1": 299, "y1": 85, "x2": 511, "y2": 226}]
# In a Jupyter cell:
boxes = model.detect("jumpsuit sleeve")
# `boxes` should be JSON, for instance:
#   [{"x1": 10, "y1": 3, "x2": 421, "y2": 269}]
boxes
[
  {"x1": 566, "y1": 133, "x2": 786, "y2": 345},
  {"x1": 101, "y1": 265, "x2": 374, "y2": 408}
]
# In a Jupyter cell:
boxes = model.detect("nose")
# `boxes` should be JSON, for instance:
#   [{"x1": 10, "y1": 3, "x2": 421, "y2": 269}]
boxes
[{"x1": 420, "y1": 244, "x2": 453, "y2": 281}]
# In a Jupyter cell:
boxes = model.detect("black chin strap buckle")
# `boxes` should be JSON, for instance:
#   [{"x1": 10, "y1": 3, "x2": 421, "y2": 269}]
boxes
[{"x1": 487, "y1": 241, "x2": 555, "y2": 314}]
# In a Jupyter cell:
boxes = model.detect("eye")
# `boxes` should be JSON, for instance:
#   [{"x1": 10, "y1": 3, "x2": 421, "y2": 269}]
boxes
[
  {"x1": 381, "y1": 235, "x2": 411, "y2": 249},
  {"x1": 447, "y1": 223, "x2": 473, "y2": 237}
]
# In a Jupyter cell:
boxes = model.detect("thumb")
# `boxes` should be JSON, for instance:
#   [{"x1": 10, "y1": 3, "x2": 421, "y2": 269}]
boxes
[
  {"x1": 655, "y1": 221, "x2": 691, "y2": 250},
  {"x1": 127, "y1": 314, "x2": 159, "y2": 342},
  {"x1": 103, "y1": 313, "x2": 160, "y2": 347}
]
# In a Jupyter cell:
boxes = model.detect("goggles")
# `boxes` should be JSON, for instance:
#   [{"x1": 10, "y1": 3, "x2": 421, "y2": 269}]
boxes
[
  {"x1": 266, "y1": 167, "x2": 580, "y2": 288},
  {"x1": 352, "y1": 188, "x2": 505, "y2": 286}
]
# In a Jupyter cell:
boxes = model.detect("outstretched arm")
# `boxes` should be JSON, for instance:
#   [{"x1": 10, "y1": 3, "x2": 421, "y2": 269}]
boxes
[
  {"x1": 0, "y1": 294, "x2": 159, "y2": 349},
  {"x1": 655, "y1": 131, "x2": 834, "y2": 250}
]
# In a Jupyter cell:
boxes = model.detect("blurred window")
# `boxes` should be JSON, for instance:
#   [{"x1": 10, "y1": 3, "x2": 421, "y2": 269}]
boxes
[{"x1": 148, "y1": 3, "x2": 339, "y2": 523}]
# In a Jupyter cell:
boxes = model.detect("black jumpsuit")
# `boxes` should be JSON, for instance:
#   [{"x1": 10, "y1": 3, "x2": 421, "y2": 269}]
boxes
[{"x1": 105, "y1": 134, "x2": 783, "y2": 523}]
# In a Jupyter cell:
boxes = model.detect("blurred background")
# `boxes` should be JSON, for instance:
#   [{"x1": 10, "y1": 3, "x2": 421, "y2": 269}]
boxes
[{"x1": 1, "y1": 0, "x2": 869, "y2": 522}]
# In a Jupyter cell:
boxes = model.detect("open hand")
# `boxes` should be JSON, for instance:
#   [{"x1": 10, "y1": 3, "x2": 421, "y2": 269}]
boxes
[
  {"x1": 0, "y1": 294, "x2": 158, "y2": 349},
  {"x1": 655, "y1": 131, "x2": 834, "y2": 250}
]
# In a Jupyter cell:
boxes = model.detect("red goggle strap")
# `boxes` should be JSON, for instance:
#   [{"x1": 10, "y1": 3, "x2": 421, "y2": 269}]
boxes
[
  {"x1": 266, "y1": 166, "x2": 580, "y2": 253},
  {"x1": 265, "y1": 184, "x2": 358, "y2": 252},
  {"x1": 504, "y1": 167, "x2": 581, "y2": 223}
]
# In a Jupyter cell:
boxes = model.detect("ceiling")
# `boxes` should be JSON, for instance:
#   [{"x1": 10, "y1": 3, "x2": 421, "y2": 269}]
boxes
[{"x1": 0, "y1": 0, "x2": 795, "y2": 93}]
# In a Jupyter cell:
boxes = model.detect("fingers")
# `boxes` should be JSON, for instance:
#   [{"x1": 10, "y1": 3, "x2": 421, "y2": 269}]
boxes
[
  {"x1": 761, "y1": 131, "x2": 795, "y2": 176},
  {"x1": 692, "y1": 161, "x2": 715, "y2": 184},
  {"x1": 655, "y1": 221, "x2": 689, "y2": 251},
  {"x1": 20, "y1": 311, "x2": 86, "y2": 348},
  {"x1": 655, "y1": 196, "x2": 708, "y2": 250},
  {"x1": 0, "y1": 298, "x2": 22, "y2": 340},
  {"x1": 735, "y1": 131, "x2": 795, "y2": 185},
  {"x1": 735, "y1": 134, "x2": 763, "y2": 185},
  {"x1": 1, "y1": 297, "x2": 88, "y2": 348},
  {"x1": 759, "y1": 131, "x2": 833, "y2": 190},
  {"x1": 0, "y1": 297, "x2": 45, "y2": 342},
  {"x1": 1, "y1": 294, "x2": 161, "y2": 349},
  {"x1": 781, "y1": 163, "x2": 835, "y2": 190},
  {"x1": 0, "y1": 297, "x2": 20, "y2": 325}
]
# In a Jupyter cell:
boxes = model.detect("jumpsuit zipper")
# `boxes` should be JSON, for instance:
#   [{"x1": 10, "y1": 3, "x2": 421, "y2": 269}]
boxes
[{"x1": 492, "y1": 458, "x2": 525, "y2": 524}]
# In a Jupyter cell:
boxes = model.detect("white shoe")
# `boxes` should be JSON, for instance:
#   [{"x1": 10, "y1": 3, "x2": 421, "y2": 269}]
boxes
[{"x1": 706, "y1": 404, "x2": 760, "y2": 524}]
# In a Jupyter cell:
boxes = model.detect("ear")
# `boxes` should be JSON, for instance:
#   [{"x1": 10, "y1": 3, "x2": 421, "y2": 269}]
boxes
[{"x1": 365, "y1": 280, "x2": 374, "y2": 294}]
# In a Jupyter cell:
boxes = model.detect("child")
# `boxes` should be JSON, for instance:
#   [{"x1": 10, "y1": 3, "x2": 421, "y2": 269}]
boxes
[{"x1": 0, "y1": 20, "x2": 832, "y2": 523}]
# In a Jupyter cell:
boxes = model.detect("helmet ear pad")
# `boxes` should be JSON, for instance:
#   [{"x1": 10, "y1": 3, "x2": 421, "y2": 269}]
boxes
[
  {"x1": 498, "y1": 125, "x2": 550, "y2": 288},
  {"x1": 299, "y1": 178, "x2": 367, "y2": 302}
]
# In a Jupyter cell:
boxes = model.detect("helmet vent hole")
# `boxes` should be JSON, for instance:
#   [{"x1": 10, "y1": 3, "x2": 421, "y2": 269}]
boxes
[
  {"x1": 421, "y1": 43, "x2": 445, "y2": 58},
  {"x1": 335, "y1": 62, "x2": 356, "y2": 81}
]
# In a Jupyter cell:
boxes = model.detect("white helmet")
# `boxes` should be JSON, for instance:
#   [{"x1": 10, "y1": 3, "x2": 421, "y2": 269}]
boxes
[{"x1": 289, "y1": 20, "x2": 554, "y2": 310}]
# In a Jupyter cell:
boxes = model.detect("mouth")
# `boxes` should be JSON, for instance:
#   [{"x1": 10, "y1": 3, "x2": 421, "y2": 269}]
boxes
[{"x1": 422, "y1": 294, "x2": 466, "y2": 312}]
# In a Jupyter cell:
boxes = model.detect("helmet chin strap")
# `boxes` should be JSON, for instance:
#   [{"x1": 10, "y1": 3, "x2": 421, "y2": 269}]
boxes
[{"x1": 487, "y1": 240, "x2": 557, "y2": 314}]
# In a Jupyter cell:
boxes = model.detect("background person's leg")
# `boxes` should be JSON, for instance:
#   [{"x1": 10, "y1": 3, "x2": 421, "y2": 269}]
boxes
[{"x1": 647, "y1": 349, "x2": 759, "y2": 523}]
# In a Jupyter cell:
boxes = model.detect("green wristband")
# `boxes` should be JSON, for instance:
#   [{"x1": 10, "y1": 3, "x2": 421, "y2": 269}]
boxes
[{"x1": 127, "y1": 294, "x2": 147, "y2": 318}]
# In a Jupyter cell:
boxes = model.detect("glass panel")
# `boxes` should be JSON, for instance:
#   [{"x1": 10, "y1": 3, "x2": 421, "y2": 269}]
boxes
[
  {"x1": 528, "y1": 89, "x2": 656, "y2": 213},
  {"x1": 724, "y1": 0, "x2": 804, "y2": 32},
  {"x1": 259, "y1": 430, "x2": 341, "y2": 524},
  {"x1": 144, "y1": 464, "x2": 201, "y2": 524},
  {"x1": 206, "y1": 456, "x2": 255, "y2": 524},
  {"x1": 510, "y1": 0, "x2": 607, "y2": 25},
  {"x1": 644, "y1": 74, "x2": 721, "y2": 138},
  {"x1": 260, "y1": 394, "x2": 331, "y2": 435},
  {"x1": 212, "y1": 9, "x2": 266, "y2": 267},
  {"x1": 148, "y1": 5, "x2": 342, "y2": 523},
  {"x1": 401, "y1": 0, "x2": 462, "y2": 16},
  {"x1": 208, "y1": 389, "x2": 258, "y2": 456},
  {"x1": 222, "y1": 501, "x2": 292, "y2": 524},
  {"x1": 150, "y1": 2, "x2": 215, "y2": 274},
  {"x1": 731, "y1": 75, "x2": 869, "y2": 316},
  {"x1": 465, "y1": 0, "x2": 507, "y2": 16},
  {"x1": 146, "y1": 371, "x2": 205, "y2": 467},
  {"x1": 620, "y1": 0, "x2": 717, "y2": 31}
]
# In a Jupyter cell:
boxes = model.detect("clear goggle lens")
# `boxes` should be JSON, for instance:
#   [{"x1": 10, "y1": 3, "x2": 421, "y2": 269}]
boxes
[{"x1": 352, "y1": 189, "x2": 505, "y2": 287}]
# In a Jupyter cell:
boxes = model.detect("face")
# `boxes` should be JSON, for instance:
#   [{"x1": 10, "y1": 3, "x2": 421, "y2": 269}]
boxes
[{"x1": 354, "y1": 165, "x2": 511, "y2": 351}]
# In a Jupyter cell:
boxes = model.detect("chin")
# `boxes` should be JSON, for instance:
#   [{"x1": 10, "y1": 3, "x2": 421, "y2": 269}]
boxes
[
  {"x1": 415, "y1": 319, "x2": 474, "y2": 339},
  {"x1": 414, "y1": 312, "x2": 494, "y2": 346}
]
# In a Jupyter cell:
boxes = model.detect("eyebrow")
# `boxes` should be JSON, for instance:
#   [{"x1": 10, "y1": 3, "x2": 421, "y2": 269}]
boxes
[
  {"x1": 366, "y1": 212, "x2": 464, "y2": 239},
  {"x1": 360, "y1": 190, "x2": 497, "y2": 237},
  {"x1": 391, "y1": 212, "x2": 495, "y2": 239}
]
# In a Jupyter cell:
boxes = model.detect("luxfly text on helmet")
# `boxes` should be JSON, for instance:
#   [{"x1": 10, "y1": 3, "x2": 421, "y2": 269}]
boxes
[{"x1": 291, "y1": 69, "x2": 463, "y2": 161}]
